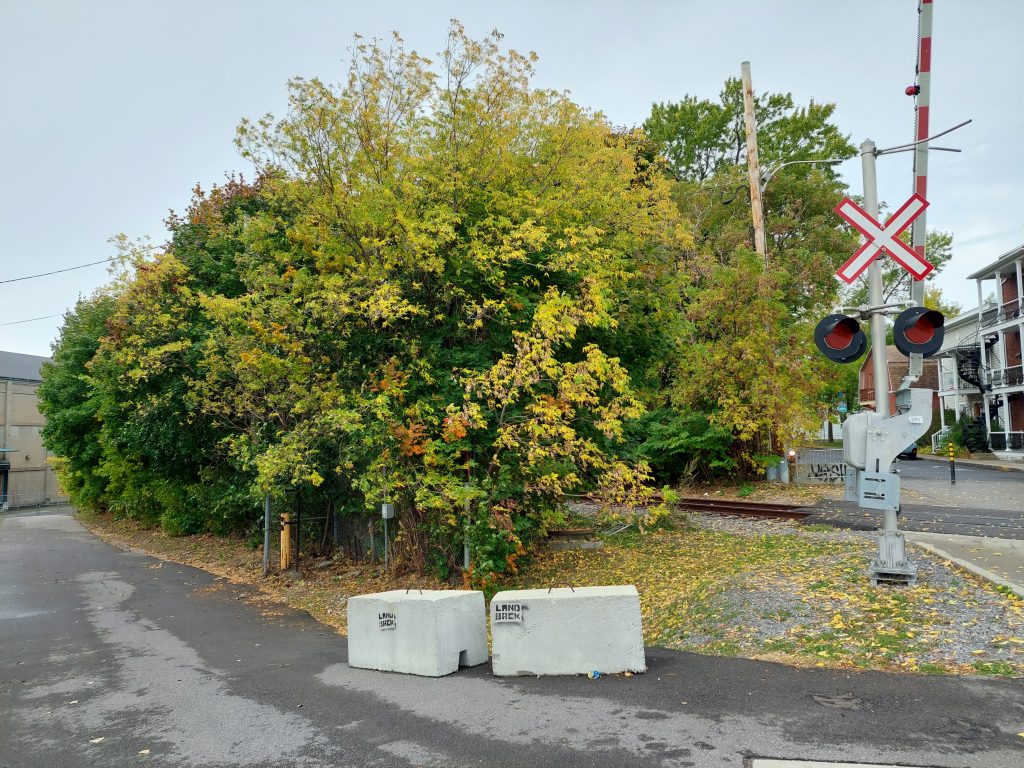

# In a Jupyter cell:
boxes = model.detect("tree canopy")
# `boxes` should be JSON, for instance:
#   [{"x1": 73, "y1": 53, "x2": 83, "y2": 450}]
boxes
[
  {"x1": 41, "y1": 25, "x2": 874, "y2": 582},
  {"x1": 42, "y1": 26, "x2": 688, "y2": 583}
]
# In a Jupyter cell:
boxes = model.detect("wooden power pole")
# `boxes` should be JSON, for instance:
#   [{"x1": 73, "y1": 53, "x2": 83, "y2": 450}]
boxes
[{"x1": 741, "y1": 61, "x2": 767, "y2": 263}]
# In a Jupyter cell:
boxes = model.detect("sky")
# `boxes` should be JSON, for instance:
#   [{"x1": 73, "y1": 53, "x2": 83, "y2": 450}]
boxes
[{"x1": 2, "y1": 0, "x2": 1022, "y2": 357}]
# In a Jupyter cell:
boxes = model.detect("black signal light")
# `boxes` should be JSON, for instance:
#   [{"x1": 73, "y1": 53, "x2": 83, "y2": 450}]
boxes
[
  {"x1": 814, "y1": 314, "x2": 867, "y2": 364},
  {"x1": 893, "y1": 307, "x2": 944, "y2": 357}
]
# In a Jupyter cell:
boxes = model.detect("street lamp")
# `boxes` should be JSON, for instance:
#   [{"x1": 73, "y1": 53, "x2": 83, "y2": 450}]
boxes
[{"x1": 760, "y1": 157, "x2": 847, "y2": 192}]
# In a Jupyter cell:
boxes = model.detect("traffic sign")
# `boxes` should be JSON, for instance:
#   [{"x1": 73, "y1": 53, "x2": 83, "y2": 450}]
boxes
[{"x1": 834, "y1": 193, "x2": 933, "y2": 284}]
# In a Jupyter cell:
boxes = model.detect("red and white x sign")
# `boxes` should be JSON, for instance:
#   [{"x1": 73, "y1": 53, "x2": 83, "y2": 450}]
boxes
[{"x1": 834, "y1": 193, "x2": 933, "y2": 284}]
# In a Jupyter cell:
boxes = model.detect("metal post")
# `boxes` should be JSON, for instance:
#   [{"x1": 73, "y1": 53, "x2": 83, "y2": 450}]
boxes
[
  {"x1": 463, "y1": 487, "x2": 471, "y2": 572},
  {"x1": 862, "y1": 140, "x2": 890, "y2": 422},
  {"x1": 383, "y1": 516, "x2": 389, "y2": 572},
  {"x1": 295, "y1": 498, "x2": 301, "y2": 571},
  {"x1": 860, "y1": 138, "x2": 914, "y2": 585},
  {"x1": 948, "y1": 439, "x2": 956, "y2": 485},
  {"x1": 262, "y1": 493, "x2": 271, "y2": 576},
  {"x1": 741, "y1": 61, "x2": 768, "y2": 263}
]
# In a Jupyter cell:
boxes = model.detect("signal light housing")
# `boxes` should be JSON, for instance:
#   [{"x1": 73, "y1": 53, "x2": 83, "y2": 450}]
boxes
[
  {"x1": 814, "y1": 314, "x2": 867, "y2": 364},
  {"x1": 893, "y1": 307, "x2": 944, "y2": 357}
]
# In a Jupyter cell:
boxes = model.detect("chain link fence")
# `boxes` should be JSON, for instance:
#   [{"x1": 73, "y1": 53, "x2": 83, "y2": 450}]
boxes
[
  {"x1": 793, "y1": 448, "x2": 846, "y2": 485},
  {"x1": 332, "y1": 514, "x2": 391, "y2": 563},
  {"x1": 0, "y1": 491, "x2": 72, "y2": 514}
]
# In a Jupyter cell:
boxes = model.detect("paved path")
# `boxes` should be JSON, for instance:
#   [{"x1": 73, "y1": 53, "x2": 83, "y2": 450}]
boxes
[
  {"x1": 2, "y1": 514, "x2": 1023, "y2": 767},
  {"x1": 801, "y1": 459, "x2": 1024, "y2": 598},
  {"x1": 897, "y1": 458, "x2": 1024, "y2": 513},
  {"x1": 917, "y1": 454, "x2": 1024, "y2": 474},
  {"x1": 906, "y1": 532, "x2": 1024, "y2": 598},
  {"x1": 803, "y1": 460, "x2": 1024, "y2": 540},
  {"x1": 806, "y1": 500, "x2": 1024, "y2": 540}
]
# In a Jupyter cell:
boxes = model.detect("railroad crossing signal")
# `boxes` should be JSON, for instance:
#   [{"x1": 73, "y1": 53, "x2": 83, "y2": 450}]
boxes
[
  {"x1": 892, "y1": 306, "x2": 945, "y2": 357},
  {"x1": 814, "y1": 314, "x2": 867, "y2": 364},
  {"x1": 835, "y1": 193, "x2": 933, "y2": 284}
]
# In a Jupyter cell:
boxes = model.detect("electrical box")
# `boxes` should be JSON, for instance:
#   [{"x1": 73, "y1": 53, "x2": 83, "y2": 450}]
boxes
[
  {"x1": 857, "y1": 471, "x2": 901, "y2": 511},
  {"x1": 842, "y1": 388, "x2": 932, "y2": 512},
  {"x1": 842, "y1": 412, "x2": 869, "y2": 470},
  {"x1": 379, "y1": 502, "x2": 395, "y2": 520},
  {"x1": 843, "y1": 388, "x2": 931, "y2": 474}
]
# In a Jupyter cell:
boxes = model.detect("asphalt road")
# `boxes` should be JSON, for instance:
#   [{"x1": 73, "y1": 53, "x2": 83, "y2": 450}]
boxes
[
  {"x1": 2, "y1": 513, "x2": 1023, "y2": 767},
  {"x1": 899, "y1": 458, "x2": 1024, "y2": 512},
  {"x1": 806, "y1": 459, "x2": 1024, "y2": 539}
]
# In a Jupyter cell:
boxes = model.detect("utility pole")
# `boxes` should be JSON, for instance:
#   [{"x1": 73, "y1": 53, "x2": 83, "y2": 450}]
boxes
[
  {"x1": 741, "y1": 61, "x2": 768, "y2": 263},
  {"x1": 262, "y1": 492, "x2": 271, "y2": 576}
]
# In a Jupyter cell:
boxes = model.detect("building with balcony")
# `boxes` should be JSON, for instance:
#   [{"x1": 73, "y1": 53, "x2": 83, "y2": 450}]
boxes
[{"x1": 933, "y1": 244, "x2": 1024, "y2": 459}]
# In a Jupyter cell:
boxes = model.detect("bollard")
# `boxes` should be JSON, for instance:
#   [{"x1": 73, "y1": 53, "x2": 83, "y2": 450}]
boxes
[
  {"x1": 947, "y1": 441, "x2": 956, "y2": 485},
  {"x1": 279, "y1": 513, "x2": 292, "y2": 570}
]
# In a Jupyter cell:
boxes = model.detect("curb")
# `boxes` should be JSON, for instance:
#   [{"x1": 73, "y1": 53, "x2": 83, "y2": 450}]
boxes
[
  {"x1": 915, "y1": 454, "x2": 1024, "y2": 473},
  {"x1": 906, "y1": 535, "x2": 1024, "y2": 598}
]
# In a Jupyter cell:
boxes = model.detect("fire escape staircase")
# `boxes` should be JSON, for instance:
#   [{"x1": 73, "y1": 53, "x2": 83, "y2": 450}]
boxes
[{"x1": 953, "y1": 333, "x2": 998, "y2": 393}]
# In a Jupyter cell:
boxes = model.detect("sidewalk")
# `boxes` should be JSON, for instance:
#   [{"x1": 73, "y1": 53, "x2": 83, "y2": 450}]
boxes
[
  {"x1": 917, "y1": 453, "x2": 1024, "y2": 473},
  {"x1": 906, "y1": 531, "x2": 1024, "y2": 597}
]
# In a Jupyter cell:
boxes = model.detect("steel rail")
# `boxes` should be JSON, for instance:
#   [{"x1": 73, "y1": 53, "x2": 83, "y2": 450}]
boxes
[{"x1": 674, "y1": 497, "x2": 810, "y2": 521}]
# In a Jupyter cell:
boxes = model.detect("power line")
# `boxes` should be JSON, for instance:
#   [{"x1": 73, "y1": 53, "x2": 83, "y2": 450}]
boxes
[
  {"x1": 0, "y1": 257, "x2": 114, "y2": 284},
  {"x1": 0, "y1": 243, "x2": 163, "y2": 285},
  {"x1": 0, "y1": 314, "x2": 62, "y2": 327}
]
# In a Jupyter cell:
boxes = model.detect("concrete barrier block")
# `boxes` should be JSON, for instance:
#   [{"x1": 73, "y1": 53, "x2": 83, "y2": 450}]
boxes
[
  {"x1": 490, "y1": 585, "x2": 646, "y2": 676},
  {"x1": 347, "y1": 589, "x2": 487, "y2": 677}
]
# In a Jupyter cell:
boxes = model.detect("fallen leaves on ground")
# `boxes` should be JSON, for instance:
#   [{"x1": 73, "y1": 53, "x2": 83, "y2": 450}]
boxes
[
  {"x1": 513, "y1": 516, "x2": 1024, "y2": 677},
  {"x1": 77, "y1": 508, "x2": 1023, "y2": 678}
]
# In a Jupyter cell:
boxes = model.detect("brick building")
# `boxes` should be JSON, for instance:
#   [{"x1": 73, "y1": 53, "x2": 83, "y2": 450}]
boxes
[{"x1": 858, "y1": 345, "x2": 940, "y2": 416}]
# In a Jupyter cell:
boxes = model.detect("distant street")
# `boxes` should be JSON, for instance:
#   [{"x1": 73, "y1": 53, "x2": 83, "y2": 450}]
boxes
[
  {"x1": 2, "y1": 513, "x2": 1023, "y2": 768},
  {"x1": 806, "y1": 459, "x2": 1024, "y2": 539}
]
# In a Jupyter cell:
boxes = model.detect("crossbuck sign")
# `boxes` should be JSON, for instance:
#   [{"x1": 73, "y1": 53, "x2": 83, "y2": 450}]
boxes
[{"x1": 834, "y1": 193, "x2": 933, "y2": 284}]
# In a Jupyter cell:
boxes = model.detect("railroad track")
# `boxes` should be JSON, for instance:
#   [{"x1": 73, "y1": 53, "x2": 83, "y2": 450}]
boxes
[{"x1": 674, "y1": 497, "x2": 811, "y2": 521}]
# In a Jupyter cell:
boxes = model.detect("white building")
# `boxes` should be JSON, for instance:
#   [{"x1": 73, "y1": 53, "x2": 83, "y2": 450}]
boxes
[{"x1": 933, "y1": 245, "x2": 1024, "y2": 460}]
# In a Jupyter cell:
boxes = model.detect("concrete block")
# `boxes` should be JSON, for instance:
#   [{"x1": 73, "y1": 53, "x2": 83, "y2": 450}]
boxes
[
  {"x1": 347, "y1": 590, "x2": 487, "y2": 676},
  {"x1": 490, "y1": 585, "x2": 646, "y2": 676}
]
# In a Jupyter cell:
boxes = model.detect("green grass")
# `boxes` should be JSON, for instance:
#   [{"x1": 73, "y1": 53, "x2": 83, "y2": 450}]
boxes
[{"x1": 510, "y1": 525, "x2": 1024, "y2": 677}]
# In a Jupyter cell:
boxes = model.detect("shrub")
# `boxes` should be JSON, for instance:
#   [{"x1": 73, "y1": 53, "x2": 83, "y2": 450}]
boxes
[{"x1": 637, "y1": 408, "x2": 735, "y2": 483}]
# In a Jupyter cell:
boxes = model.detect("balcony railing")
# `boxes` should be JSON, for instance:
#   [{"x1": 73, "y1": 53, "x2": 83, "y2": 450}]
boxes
[
  {"x1": 979, "y1": 299, "x2": 1022, "y2": 330},
  {"x1": 931, "y1": 427, "x2": 951, "y2": 454},
  {"x1": 938, "y1": 371, "x2": 979, "y2": 391},
  {"x1": 989, "y1": 365, "x2": 1024, "y2": 389},
  {"x1": 990, "y1": 432, "x2": 1024, "y2": 452}
]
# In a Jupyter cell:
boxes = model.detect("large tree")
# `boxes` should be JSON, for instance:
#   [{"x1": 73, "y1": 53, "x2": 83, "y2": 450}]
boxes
[
  {"x1": 40, "y1": 25, "x2": 687, "y2": 583},
  {"x1": 38, "y1": 294, "x2": 116, "y2": 511},
  {"x1": 645, "y1": 79, "x2": 854, "y2": 183},
  {"x1": 643, "y1": 81, "x2": 859, "y2": 463},
  {"x1": 646, "y1": 79, "x2": 858, "y2": 315},
  {"x1": 217, "y1": 26, "x2": 689, "y2": 580}
]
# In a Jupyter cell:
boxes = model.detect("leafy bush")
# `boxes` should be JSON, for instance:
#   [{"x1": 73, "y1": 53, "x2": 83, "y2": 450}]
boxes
[
  {"x1": 637, "y1": 408, "x2": 735, "y2": 483},
  {"x1": 948, "y1": 413, "x2": 988, "y2": 453}
]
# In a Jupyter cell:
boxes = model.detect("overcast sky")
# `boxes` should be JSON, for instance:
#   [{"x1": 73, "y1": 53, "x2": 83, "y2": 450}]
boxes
[{"x1": 3, "y1": 0, "x2": 1022, "y2": 357}]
